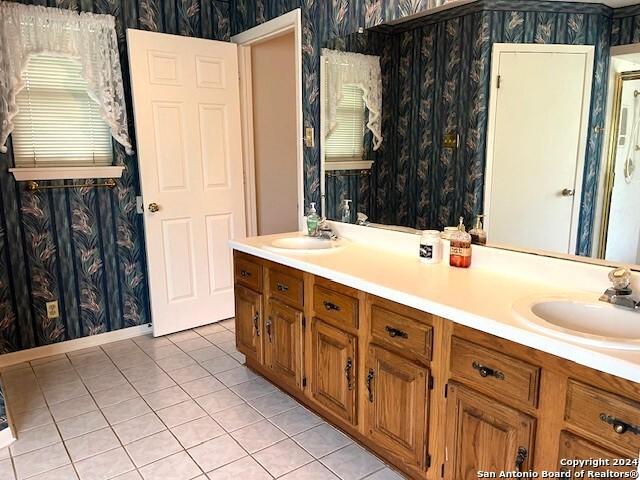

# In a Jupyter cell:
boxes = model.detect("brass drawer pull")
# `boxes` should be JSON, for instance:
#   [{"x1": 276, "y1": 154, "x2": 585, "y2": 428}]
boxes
[
  {"x1": 276, "y1": 283, "x2": 289, "y2": 292},
  {"x1": 366, "y1": 369, "x2": 375, "y2": 403},
  {"x1": 323, "y1": 301, "x2": 341, "y2": 312},
  {"x1": 600, "y1": 414, "x2": 640, "y2": 436},
  {"x1": 253, "y1": 312, "x2": 260, "y2": 337},
  {"x1": 266, "y1": 317, "x2": 273, "y2": 343},
  {"x1": 514, "y1": 447, "x2": 528, "y2": 472},
  {"x1": 472, "y1": 361, "x2": 505, "y2": 380},
  {"x1": 385, "y1": 326, "x2": 408, "y2": 339},
  {"x1": 345, "y1": 357, "x2": 354, "y2": 390},
  {"x1": 240, "y1": 270, "x2": 252, "y2": 278}
]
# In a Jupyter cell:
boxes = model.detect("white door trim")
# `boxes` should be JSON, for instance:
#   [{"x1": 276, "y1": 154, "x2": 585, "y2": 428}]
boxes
[
  {"x1": 232, "y1": 9, "x2": 304, "y2": 235},
  {"x1": 485, "y1": 43, "x2": 594, "y2": 255}
]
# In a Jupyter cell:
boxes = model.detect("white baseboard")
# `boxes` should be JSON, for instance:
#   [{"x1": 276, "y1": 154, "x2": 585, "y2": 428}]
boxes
[
  {"x1": 0, "y1": 324, "x2": 152, "y2": 370},
  {"x1": 0, "y1": 426, "x2": 16, "y2": 450}
]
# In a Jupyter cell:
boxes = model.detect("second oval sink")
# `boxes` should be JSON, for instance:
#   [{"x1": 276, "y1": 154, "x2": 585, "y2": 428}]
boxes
[
  {"x1": 513, "y1": 294, "x2": 640, "y2": 351},
  {"x1": 267, "y1": 235, "x2": 345, "y2": 253}
]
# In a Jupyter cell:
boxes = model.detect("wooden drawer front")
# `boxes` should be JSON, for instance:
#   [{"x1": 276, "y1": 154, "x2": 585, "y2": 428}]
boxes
[
  {"x1": 565, "y1": 380, "x2": 640, "y2": 455},
  {"x1": 234, "y1": 257, "x2": 262, "y2": 292},
  {"x1": 269, "y1": 269, "x2": 303, "y2": 308},
  {"x1": 450, "y1": 337, "x2": 540, "y2": 407},
  {"x1": 313, "y1": 285, "x2": 358, "y2": 329},
  {"x1": 370, "y1": 305, "x2": 432, "y2": 361},
  {"x1": 558, "y1": 431, "x2": 636, "y2": 477}
]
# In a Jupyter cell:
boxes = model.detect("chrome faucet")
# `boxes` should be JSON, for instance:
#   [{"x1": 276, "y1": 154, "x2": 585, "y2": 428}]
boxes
[
  {"x1": 313, "y1": 218, "x2": 338, "y2": 241},
  {"x1": 599, "y1": 267, "x2": 640, "y2": 311}
]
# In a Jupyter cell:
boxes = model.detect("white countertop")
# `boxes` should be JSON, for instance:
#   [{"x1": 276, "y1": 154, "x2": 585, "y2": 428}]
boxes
[{"x1": 230, "y1": 231, "x2": 640, "y2": 384}]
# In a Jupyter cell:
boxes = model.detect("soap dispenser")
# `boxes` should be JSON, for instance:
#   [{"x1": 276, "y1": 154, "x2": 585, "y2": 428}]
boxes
[
  {"x1": 450, "y1": 217, "x2": 472, "y2": 268},
  {"x1": 307, "y1": 202, "x2": 320, "y2": 236},
  {"x1": 340, "y1": 199, "x2": 352, "y2": 223},
  {"x1": 469, "y1": 215, "x2": 487, "y2": 245}
]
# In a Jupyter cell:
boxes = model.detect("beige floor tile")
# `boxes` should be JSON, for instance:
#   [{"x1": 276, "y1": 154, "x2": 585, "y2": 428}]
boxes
[
  {"x1": 0, "y1": 458, "x2": 15, "y2": 480},
  {"x1": 167, "y1": 365, "x2": 209, "y2": 385},
  {"x1": 56, "y1": 410, "x2": 108, "y2": 440},
  {"x1": 13, "y1": 406, "x2": 54, "y2": 433},
  {"x1": 280, "y1": 461, "x2": 339, "y2": 480},
  {"x1": 214, "y1": 366, "x2": 257, "y2": 387},
  {"x1": 112, "y1": 412, "x2": 166, "y2": 445},
  {"x1": 10, "y1": 423, "x2": 61, "y2": 456},
  {"x1": 187, "y1": 434, "x2": 246, "y2": 473},
  {"x1": 92, "y1": 383, "x2": 139, "y2": 409},
  {"x1": 13, "y1": 443, "x2": 70, "y2": 480},
  {"x1": 195, "y1": 389, "x2": 244, "y2": 415},
  {"x1": 174, "y1": 337, "x2": 211, "y2": 353},
  {"x1": 230, "y1": 420, "x2": 287, "y2": 454},
  {"x1": 156, "y1": 400, "x2": 206, "y2": 428},
  {"x1": 125, "y1": 430, "x2": 182, "y2": 468},
  {"x1": 29, "y1": 464, "x2": 79, "y2": 480},
  {"x1": 138, "y1": 451, "x2": 202, "y2": 480},
  {"x1": 143, "y1": 386, "x2": 190, "y2": 411},
  {"x1": 252, "y1": 439, "x2": 313, "y2": 478},
  {"x1": 64, "y1": 427, "x2": 120, "y2": 462},
  {"x1": 82, "y1": 371, "x2": 127, "y2": 394},
  {"x1": 170, "y1": 416, "x2": 225, "y2": 449},
  {"x1": 101, "y1": 397, "x2": 152, "y2": 425},
  {"x1": 179, "y1": 376, "x2": 225, "y2": 398},
  {"x1": 74, "y1": 447, "x2": 135, "y2": 480},
  {"x1": 49, "y1": 395, "x2": 98, "y2": 422},
  {"x1": 207, "y1": 456, "x2": 271, "y2": 480},
  {"x1": 320, "y1": 444, "x2": 385, "y2": 480}
]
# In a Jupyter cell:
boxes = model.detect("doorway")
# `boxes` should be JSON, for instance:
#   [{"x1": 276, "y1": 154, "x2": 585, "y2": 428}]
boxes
[
  {"x1": 485, "y1": 43, "x2": 594, "y2": 254},
  {"x1": 232, "y1": 11, "x2": 304, "y2": 236}
]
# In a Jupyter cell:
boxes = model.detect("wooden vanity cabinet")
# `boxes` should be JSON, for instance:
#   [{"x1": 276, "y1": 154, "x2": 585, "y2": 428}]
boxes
[
  {"x1": 233, "y1": 252, "x2": 640, "y2": 480},
  {"x1": 558, "y1": 431, "x2": 637, "y2": 477}
]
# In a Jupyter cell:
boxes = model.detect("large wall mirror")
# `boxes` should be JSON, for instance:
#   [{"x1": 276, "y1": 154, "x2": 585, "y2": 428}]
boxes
[{"x1": 319, "y1": 0, "x2": 640, "y2": 269}]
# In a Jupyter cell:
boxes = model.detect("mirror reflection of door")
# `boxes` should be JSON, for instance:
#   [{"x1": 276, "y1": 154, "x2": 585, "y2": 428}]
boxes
[
  {"x1": 600, "y1": 70, "x2": 640, "y2": 265},
  {"x1": 484, "y1": 44, "x2": 594, "y2": 255}
]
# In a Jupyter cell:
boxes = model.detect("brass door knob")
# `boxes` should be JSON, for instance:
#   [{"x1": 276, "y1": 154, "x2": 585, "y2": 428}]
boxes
[
  {"x1": 561, "y1": 188, "x2": 575, "y2": 197},
  {"x1": 148, "y1": 202, "x2": 160, "y2": 213}
]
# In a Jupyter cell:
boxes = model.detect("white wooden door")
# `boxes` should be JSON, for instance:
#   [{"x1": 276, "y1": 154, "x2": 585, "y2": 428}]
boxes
[
  {"x1": 127, "y1": 29, "x2": 246, "y2": 336},
  {"x1": 485, "y1": 44, "x2": 594, "y2": 254}
]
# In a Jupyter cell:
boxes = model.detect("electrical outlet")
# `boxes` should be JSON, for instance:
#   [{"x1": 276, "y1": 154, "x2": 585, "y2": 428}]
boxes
[{"x1": 46, "y1": 301, "x2": 59, "y2": 319}]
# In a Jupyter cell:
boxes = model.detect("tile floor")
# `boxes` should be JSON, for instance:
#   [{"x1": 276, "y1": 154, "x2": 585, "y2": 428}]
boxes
[{"x1": 0, "y1": 319, "x2": 405, "y2": 480}]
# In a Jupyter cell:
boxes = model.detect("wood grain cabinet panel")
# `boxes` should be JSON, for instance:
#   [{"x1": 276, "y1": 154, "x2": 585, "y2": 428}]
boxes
[
  {"x1": 235, "y1": 285, "x2": 263, "y2": 364},
  {"x1": 450, "y1": 337, "x2": 540, "y2": 408},
  {"x1": 557, "y1": 431, "x2": 636, "y2": 477},
  {"x1": 365, "y1": 345, "x2": 430, "y2": 471},
  {"x1": 264, "y1": 299, "x2": 304, "y2": 390},
  {"x1": 313, "y1": 284, "x2": 359, "y2": 329},
  {"x1": 234, "y1": 255, "x2": 262, "y2": 292},
  {"x1": 445, "y1": 383, "x2": 536, "y2": 480},
  {"x1": 268, "y1": 269, "x2": 304, "y2": 308},
  {"x1": 370, "y1": 303, "x2": 433, "y2": 362},
  {"x1": 565, "y1": 380, "x2": 640, "y2": 455},
  {"x1": 310, "y1": 318, "x2": 357, "y2": 425}
]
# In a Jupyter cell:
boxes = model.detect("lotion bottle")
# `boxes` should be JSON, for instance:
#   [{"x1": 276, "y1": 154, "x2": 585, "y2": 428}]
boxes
[{"x1": 449, "y1": 217, "x2": 472, "y2": 268}]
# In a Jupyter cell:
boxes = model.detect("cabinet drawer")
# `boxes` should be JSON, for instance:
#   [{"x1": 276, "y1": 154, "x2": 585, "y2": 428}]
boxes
[
  {"x1": 234, "y1": 256, "x2": 262, "y2": 292},
  {"x1": 370, "y1": 304, "x2": 432, "y2": 361},
  {"x1": 565, "y1": 380, "x2": 640, "y2": 455},
  {"x1": 269, "y1": 269, "x2": 303, "y2": 308},
  {"x1": 313, "y1": 285, "x2": 358, "y2": 329},
  {"x1": 449, "y1": 337, "x2": 540, "y2": 407}
]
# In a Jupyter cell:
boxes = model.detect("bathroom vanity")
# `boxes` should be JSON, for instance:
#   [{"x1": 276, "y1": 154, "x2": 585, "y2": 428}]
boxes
[{"x1": 230, "y1": 234, "x2": 640, "y2": 480}]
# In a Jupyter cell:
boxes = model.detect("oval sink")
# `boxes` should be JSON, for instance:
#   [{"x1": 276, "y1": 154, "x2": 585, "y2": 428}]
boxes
[
  {"x1": 513, "y1": 295, "x2": 640, "y2": 351},
  {"x1": 267, "y1": 236, "x2": 345, "y2": 253}
]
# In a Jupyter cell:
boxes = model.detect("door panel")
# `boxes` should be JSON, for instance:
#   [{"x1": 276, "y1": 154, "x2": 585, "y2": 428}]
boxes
[
  {"x1": 265, "y1": 299, "x2": 303, "y2": 390},
  {"x1": 558, "y1": 431, "x2": 636, "y2": 477},
  {"x1": 235, "y1": 285, "x2": 262, "y2": 365},
  {"x1": 128, "y1": 29, "x2": 245, "y2": 336},
  {"x1": 310, "y1": 318, "x2": 357, "y2": 425},
  {"x1": 445, "y1": 383, "x2": 536, "y2": 479},
  {"x1": 365, "y1": 346, "x2": 429, "y2": 470}
]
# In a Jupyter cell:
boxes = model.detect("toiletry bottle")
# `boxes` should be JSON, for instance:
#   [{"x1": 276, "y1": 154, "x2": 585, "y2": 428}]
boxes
[
  {"x1": 419, "y1": 230, "x2": 443, "y2": 264},
  {"x1": 340, "y1": 199, "x2": 352, "y2": 223},
  {"x1": 469, "y1": 215, "x2": 487, "y2": 245},
  {"x1": 450, "y1": 217, "x2": 472, "y2": 268},
  {"x1": 307, "y1": 203, "x2": 320, "y2": 236}
]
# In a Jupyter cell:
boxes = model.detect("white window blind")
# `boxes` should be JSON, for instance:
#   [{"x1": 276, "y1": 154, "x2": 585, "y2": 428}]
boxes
[
  {"x1": 12, "y1": 54, "x2": 113, "y2": 167},
  {"x1": 324, "y1": 83, "x2": 366, "y2": 163}
]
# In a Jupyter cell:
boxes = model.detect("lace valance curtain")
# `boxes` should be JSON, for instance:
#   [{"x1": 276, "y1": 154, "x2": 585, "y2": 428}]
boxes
[
  {"x1": 0, "y1": 2, "x2": 134, "y2": 156},
  {"x1": 322, "y1": 48, "x2": 383, "y2": 150}
]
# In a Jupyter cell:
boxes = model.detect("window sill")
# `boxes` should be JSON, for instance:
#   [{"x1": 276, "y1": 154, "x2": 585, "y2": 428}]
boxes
[
  {"x1": 324, "y1": 160, "x2": 373, "y2": 171},
  {"x1": 9, "y1": 166, "x2": 125, "y2": 181}
]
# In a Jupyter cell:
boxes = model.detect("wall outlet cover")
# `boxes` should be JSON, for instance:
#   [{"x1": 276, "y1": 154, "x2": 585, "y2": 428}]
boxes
[{"x1": 46, "y1": 301, "x2": 59, "y2": 319}]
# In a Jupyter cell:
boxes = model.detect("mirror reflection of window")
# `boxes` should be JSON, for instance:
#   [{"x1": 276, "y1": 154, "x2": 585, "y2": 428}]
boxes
[{"x1": 324, "y1": 83, "x2": 366, "y2": 164}]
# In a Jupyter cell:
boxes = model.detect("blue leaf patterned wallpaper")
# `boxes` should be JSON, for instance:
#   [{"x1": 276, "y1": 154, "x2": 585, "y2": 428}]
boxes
[
  {"x1": 231, "y1": 0, "x2": 635, "y2": 256},
  {"x1": 0, "y1": 0, "x2": 231, "y2": 355}
]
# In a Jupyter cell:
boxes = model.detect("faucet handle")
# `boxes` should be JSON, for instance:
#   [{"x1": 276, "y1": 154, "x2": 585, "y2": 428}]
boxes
[{"x1": 609, "y1": 267, "x2": 632, "y2": 291}]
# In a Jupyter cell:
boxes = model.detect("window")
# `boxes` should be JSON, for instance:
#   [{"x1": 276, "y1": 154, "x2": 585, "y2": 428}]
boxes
[
  {"x1": 12, "y1": 54, "x2": 113, "y2": 167},
  {"x1": 323, "y1": 82, "x2": 367, "y2": 165}
]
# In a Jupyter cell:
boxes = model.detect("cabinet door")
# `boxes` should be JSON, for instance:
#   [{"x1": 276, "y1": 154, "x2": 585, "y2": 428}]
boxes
[
  {"x1": 235, "y1": 285, "x2": 263, "y2": 364},
  {"x1": 558, "y1": 431, "x2": 637, "y2": 477},
  {"x1": 265, "y1": 299, "x2": 304, "y2": 390},
  {"x1": 365, "y1": 346, "x2": 429, "y2": 470},
  {"x1": 445, "y1": 383, "x2": 536, "y2": 479},
  {"x1": 310, "y1": 318, "x2": 357, "y2": 425}
]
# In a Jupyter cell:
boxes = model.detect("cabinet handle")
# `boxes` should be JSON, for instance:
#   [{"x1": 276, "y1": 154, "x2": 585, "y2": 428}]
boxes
[
  {"x1": 366, "y1": 369, "x2": 375, "y2": 403},
  {"x1": 253, "y1": 312, "x2": 260, "y2": 337},
  {"x1": 472, "y1": 361, "x2": 505, "y2": 380},
  {"x1": 385, "y1": 325, "x2": 408, "y2": 339},
  {"x1": 323, "y1": 301, "x2": 341, "y2": 312},
  {"x1": 600, "y1": 413, "x2": 640, "y2": 436},
  {"x1": 240, "y1": 270, "x2": 252, "y2": 278},
  {"x1": 345, "y1": 357, "x2": 354, "y2": 390},
  {"x1": 514, "y1": 447, "x2": 528, "y2": 472},
  {"x1": 276, "y1": 282, "x2": 289, "y2": 292},
  {"x1": 266, "y1": 317, "x2": 273, "y2": 343}
]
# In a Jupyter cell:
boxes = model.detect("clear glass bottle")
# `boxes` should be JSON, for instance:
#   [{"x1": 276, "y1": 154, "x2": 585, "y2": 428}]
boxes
[
  {"x1": 419, "y1": 230, "x2": 442, "y2": 264},
  {"x1": 469, "y1": 215, "x2": 487, "y2": 245},
  {"x1": 450, "y1": 217, "x2": 472, "y2": 268}
]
